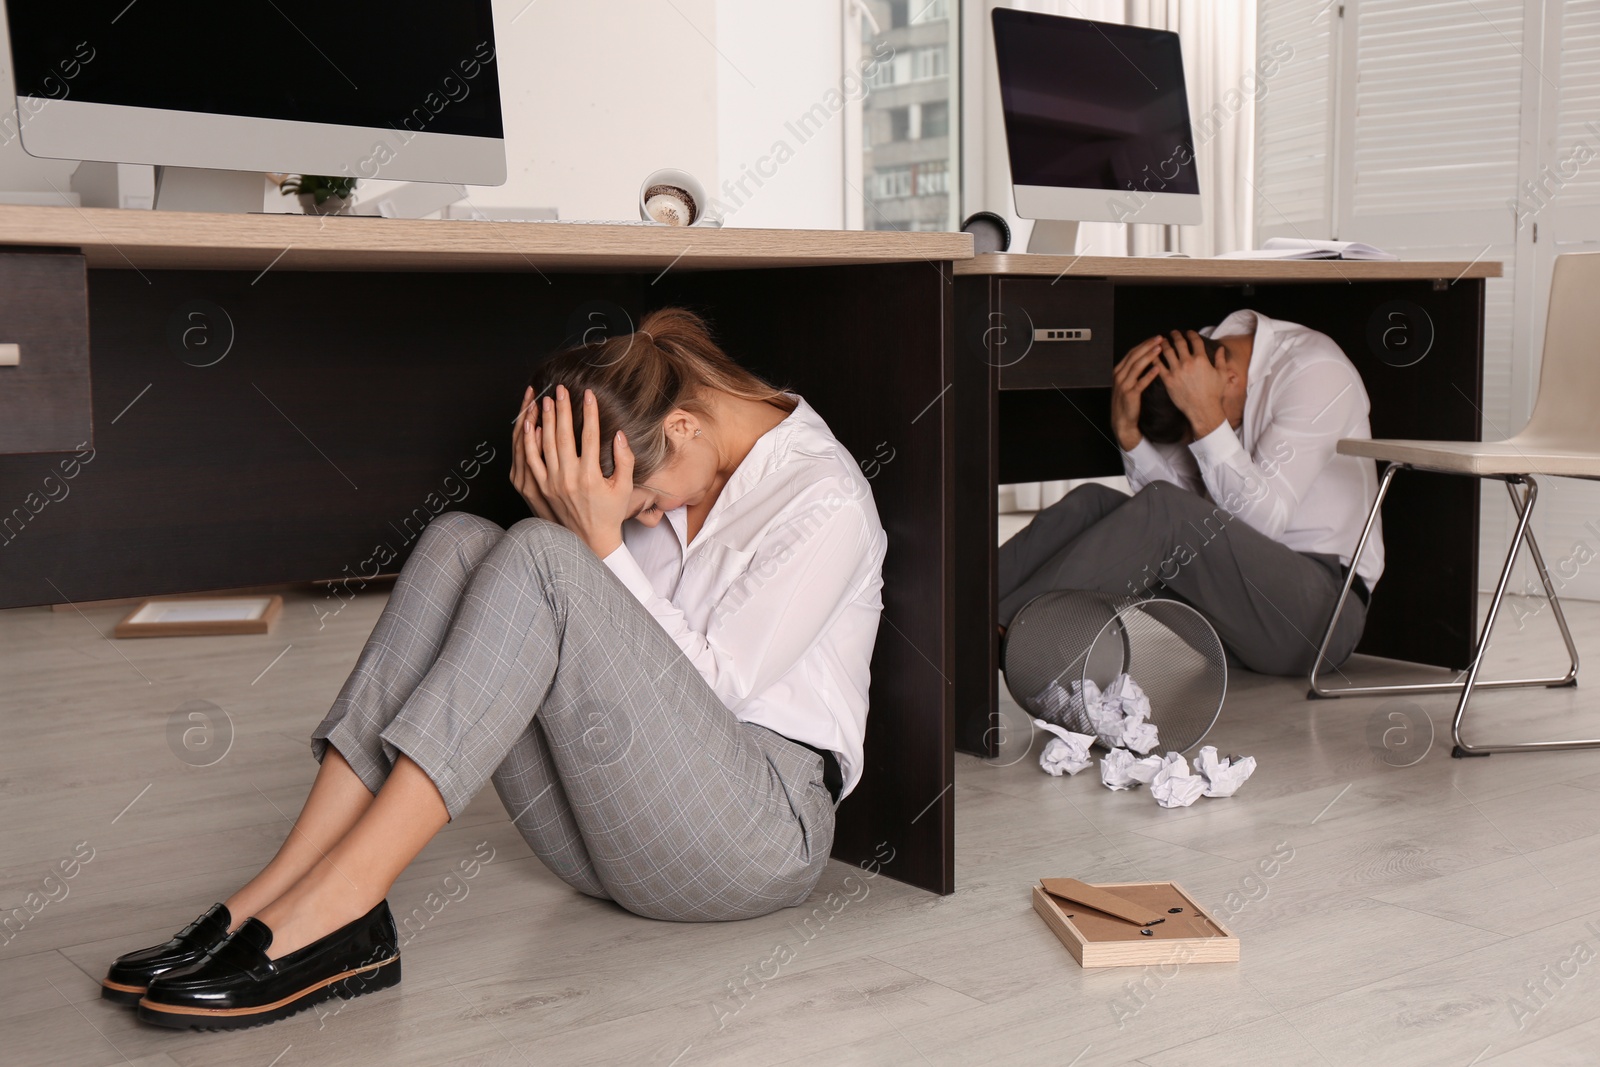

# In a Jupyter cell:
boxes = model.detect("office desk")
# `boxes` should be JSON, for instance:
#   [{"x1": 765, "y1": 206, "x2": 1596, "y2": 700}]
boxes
[
  {"x1": 951, "y1": 253, "x2": 1503, "y2": 757},
  {"x1": 0, "y1": 205, "x2": 971, "y2": 894}
]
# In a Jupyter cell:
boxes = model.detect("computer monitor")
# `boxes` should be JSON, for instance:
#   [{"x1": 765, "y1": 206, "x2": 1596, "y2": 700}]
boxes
[
  {"x1": 3, "y1": 2, "x2": 506, "y2": 211},
  {"x1": 991, "y1": 9, "x2": 1201, "y2": 253}
]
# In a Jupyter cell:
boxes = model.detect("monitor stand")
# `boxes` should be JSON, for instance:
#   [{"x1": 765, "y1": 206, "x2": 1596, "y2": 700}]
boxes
[
  {"x1": 1026, "y1": 219, "x2": 1080, "y2": 255},
  {"x1": 152, "y1": 167, "x2": 268, "y2": 213}
]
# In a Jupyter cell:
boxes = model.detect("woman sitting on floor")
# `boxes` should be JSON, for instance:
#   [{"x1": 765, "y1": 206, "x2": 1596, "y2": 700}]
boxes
[{"x1": 102, "y1": 306, "x2": 888, "y2": 1030}]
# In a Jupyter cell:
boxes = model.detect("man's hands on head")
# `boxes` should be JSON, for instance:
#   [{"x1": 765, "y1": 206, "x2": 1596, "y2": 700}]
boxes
[
  {"x1": 1156, "y1": 330, "x2": 1229, "y2": 442},
  {"x1": 1111, "y1": 337, "x2": 1164, "y2": 452},
  {"x1": 511, "y1": 383, "x2": 636, "y2": 559}
]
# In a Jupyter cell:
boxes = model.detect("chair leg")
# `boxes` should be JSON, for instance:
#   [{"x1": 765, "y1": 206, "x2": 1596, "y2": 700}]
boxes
[
  {"x1": 1308, "y1": 470, "x2": 1582, "y2": 702},
  {"x1": 1509, "y1": 478, "x2": 1581, "y2": 689},
  {"x1": 1452, "y1": 475, "x2": 1595, "y2": 756},
  {"x1": 1308, "y1": 463, "x2": 1397, "y2": 699}
]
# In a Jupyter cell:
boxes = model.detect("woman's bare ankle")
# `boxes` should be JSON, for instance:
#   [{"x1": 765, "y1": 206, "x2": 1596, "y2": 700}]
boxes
[
  {"x1": 221, "y1": 889, "x2": 266, "y2": 933},
  {"x1": 253, "y1": 863, "x2": 382, "y2": 960}
]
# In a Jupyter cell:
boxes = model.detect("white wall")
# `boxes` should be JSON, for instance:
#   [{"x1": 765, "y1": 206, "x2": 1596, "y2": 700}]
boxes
[
  {"x1": 0, "y1": 1, "x2": 844, "y2": 228},
  {"x1": 712, "y1": 0, "x2": 844, "y2": 229},
  {"x1": 472, "y1": 0, "x2": 841, "y2": 226},
  {"x1": 456, "y1": 0, "x2": 721, "y2": 221}
]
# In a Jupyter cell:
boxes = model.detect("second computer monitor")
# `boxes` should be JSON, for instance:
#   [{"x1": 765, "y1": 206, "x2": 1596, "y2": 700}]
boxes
[{"x1": 993, "y1": 9, "x2": 1201, "y2": 230}]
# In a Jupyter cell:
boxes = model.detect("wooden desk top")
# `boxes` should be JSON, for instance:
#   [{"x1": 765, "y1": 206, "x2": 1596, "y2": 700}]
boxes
[
  {"x1": 0, "y1": 204, "x2": 973, "y2": 273},
  {"x1": 956, "y1": 252, "x2": 1503, "y2": 282}
]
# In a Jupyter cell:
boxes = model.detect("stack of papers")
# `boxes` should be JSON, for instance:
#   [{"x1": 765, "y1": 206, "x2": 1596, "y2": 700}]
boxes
[{"x1": 1216, "y1": 237, "x2": 1397, "y2": 261}]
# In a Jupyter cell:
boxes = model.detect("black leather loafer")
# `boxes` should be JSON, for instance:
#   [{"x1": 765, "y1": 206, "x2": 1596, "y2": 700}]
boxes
[
  {"x1": 101, "y1": 903, "x2": 233, "y2": 1005},
  {"x1": 137, "y1": 899, "x2": 399, "y2": 1031}
]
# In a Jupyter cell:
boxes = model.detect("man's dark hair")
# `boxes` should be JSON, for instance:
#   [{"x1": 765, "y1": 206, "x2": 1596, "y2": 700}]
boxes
[{"x1": 1136, "y1": 333, "x2": 1226, "y2": 445}]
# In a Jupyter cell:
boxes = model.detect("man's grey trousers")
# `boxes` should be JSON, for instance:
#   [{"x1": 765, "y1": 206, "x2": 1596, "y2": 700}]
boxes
[
  {"x1": 310, "y1": 511, "x2": 835, "y2": 922},
  {"x1": 998, "y1": 481, "x2": 1367, "y2": 676}
]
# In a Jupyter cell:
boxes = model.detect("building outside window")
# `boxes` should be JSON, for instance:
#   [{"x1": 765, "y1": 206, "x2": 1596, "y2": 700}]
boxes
[
  {"x1": 885, "y1": 106, "x2": 911, "y2": 144},
  {"x1": 858, "y1": 0, "x2": 959, "y2": 232},
  {"x1": 915, "y1": 159, "x2": 948, "y2": 196},
  {"x1": 873, "y1": 166, "x2": 914, "y2": 200}
]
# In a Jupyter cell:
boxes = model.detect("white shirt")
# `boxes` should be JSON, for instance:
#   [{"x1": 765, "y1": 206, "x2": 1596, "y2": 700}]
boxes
[
  {"x1": 1120, "y1": 309, "x2": 1385, "y2": 589},
  {"x1": 599, "y1": 392, "x2": 888, "y2": 800}
]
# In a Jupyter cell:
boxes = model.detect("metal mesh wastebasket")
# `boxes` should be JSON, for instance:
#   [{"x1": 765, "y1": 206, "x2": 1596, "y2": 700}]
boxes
[{"x1": 1001, "y1": 590, "x2": 1228, "y2": 754}]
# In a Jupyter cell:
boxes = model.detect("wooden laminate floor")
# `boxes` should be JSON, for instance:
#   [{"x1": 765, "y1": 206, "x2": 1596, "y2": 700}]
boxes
[{"x1": 5, "y1": 516, "x2": 1600, "y2": 1066}]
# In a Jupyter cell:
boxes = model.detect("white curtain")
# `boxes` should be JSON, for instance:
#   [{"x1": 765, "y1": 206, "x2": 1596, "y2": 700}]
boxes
[
  {"x1": 1125, "y1": 0, "x2": 1257, "y2": 257},
  {"x1": 1002, "y1": 0, "x2": 1257, "y2": 512}
]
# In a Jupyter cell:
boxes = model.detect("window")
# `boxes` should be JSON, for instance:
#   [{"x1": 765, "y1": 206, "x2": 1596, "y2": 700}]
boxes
[
  {"x1": 867, "y1": 161, "x2": 948, "y2": 200},
  {"x1": 855, "y1": 0, "x2": 959, "y2": 232},
  {"x1": 910, "y1": 46, "x2": 947, "y2": 82},
  {"x1": 872, "y1": 166, "x2": 913, "y2": 199},
  {"x1": 863, "y1": 46, "x2": 949, "y2": 88},
  {"x1": 914, "y1": 160, "x2": 948, "y2": 195},
  {"x1": 886, "y1": 107, "x2": 911, "y2": 143}
]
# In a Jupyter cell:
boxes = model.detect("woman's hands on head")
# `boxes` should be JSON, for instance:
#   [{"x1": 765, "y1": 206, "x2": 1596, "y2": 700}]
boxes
[
  {"x1": 515, "y1": 383, "x2": 636, "y2": 559},
  {"x1": 511, "y1": 386, "x2": 557, "y2": 522}
]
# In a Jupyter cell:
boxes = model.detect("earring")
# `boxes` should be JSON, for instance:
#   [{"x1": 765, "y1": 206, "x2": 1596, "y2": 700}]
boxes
[{"x1": 694, "y1": 429, "x2": 703, "y2": 438}]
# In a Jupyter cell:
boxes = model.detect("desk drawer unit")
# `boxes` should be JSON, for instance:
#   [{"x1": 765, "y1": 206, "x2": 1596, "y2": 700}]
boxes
[
  {"x1": 0, "y1": 251, "x2": 91, "y2": 454},
  {"x1": 995, "y1": 278, "x2": 1113, "y2": 390}
]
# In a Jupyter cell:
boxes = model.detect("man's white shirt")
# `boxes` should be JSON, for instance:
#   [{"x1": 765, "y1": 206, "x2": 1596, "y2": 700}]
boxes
[
  {"x1": 599, "y1": 393, "x2": 887, "y2": 800},
  {"x1": 1120, "y1": 309, "x2": 1385, "y2": 589}
]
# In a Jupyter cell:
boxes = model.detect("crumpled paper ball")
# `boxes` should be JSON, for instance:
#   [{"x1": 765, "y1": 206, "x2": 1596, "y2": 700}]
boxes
[
  {"x1": 1195, "y1": 746, "x2": 1256, "y2": 798},
  {"x1": 1033, "y1": 718, "x2": 1094, "y2": 776},
  {"x1": 1150, "y1": 751, "x2": 1207, "y2": 808},
  {"x1": 1082, "y1": 674, "x2": 1160, "y2": 754},
  {"x1": 1099, "y1": 747, "x2": 1164, "y2": 791}
]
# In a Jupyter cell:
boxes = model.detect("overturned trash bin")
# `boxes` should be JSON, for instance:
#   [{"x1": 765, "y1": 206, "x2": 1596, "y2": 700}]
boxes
[{"x1": 1001, "y1": 590, "x2": 1227, "y2": 755}]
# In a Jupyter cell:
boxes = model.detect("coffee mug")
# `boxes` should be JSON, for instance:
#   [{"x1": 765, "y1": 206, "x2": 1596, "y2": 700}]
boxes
[{"x1": 638, "y1": 169, "x2": 721, "y2": 227}]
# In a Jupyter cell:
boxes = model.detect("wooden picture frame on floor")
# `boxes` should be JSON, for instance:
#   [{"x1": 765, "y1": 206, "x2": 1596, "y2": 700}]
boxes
[
  {"x1": 1032, "y1": 880, "x2": 1240, "y2": 968},
  {"x1": 114, "y1": 594, "x2": 283, "y2": 638}
]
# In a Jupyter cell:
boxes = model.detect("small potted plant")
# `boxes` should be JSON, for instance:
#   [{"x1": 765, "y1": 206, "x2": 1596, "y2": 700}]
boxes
[{"x1": 281, "y1": 174, "x2": 357, "y2": 215}]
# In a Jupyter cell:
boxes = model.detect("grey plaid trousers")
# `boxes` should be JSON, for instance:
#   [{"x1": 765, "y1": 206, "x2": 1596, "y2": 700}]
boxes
[{"x1": 309, "y1": 511, "x2": 836, "y2": 921}]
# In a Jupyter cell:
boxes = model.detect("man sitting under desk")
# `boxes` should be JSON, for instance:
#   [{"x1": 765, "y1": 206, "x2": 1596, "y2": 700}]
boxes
[{"x1": 997, "y1": 309, "x2": 1385, "y2": 675}]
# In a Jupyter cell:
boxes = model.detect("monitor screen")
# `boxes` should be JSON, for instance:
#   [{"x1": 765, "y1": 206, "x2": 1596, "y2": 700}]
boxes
[
  {"x1": 992, "y1": 10, "x2": 1198, "y2": 198},
  {"x1": 5, "y1": 1, "x2": 502, "y2": 139}
]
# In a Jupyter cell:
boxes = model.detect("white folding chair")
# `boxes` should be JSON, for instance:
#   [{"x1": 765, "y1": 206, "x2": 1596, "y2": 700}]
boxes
[{"x1": 1308, "y1": 250, "x2": 1600, "y2": 757}]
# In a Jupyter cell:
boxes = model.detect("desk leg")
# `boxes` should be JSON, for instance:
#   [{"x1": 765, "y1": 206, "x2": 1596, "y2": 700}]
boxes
[{"x1": 953, "y1": 280, "x2": 999, "y2": 758}]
